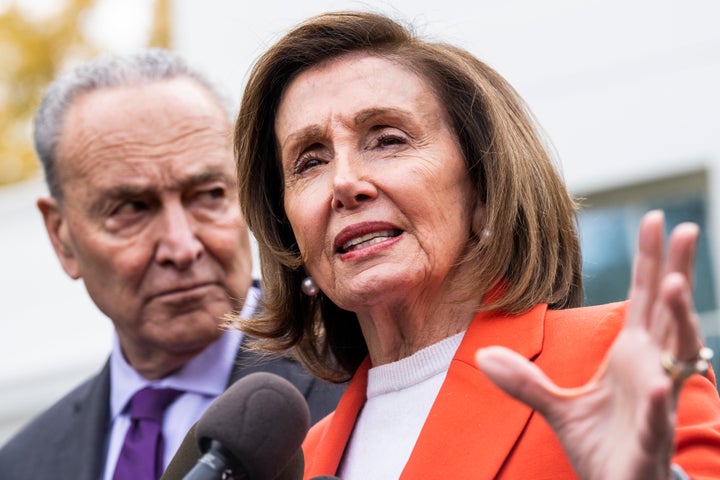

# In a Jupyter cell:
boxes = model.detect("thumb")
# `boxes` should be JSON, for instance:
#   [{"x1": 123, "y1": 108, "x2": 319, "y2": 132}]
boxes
[{"x1": 475, "y1": 346, "x2": 562, "y2": 417}]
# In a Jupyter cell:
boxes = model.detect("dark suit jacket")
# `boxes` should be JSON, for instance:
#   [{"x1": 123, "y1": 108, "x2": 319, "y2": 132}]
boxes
[{"x1": 0, "y1": 341, "x2": 344, "y2": 480}]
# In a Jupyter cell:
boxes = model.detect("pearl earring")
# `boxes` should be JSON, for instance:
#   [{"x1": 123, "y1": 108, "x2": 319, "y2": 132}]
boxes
[{"x1": 301, "y1": 276, "x2": 319, "y2": 296}]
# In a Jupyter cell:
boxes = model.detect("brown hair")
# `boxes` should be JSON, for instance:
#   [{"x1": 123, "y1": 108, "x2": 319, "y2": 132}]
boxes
[{"x1": 234, "y1": 11, "x2": 582, "y2": 382}]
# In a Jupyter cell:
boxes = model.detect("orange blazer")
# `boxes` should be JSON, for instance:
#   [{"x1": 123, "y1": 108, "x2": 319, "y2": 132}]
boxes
[{"x1": 303, "y1": 302, "x2": 720, "y2": 479}]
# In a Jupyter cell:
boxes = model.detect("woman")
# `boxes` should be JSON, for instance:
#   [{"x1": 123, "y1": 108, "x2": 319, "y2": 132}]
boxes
[{"x1": 234, "y1": 11, "x2": 720, "y2": 480}]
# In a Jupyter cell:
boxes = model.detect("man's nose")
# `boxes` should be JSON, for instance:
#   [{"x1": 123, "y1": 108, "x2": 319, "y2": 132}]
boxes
[{"x1": 155, "y1": 203, "x2": 203, "y2": 269}]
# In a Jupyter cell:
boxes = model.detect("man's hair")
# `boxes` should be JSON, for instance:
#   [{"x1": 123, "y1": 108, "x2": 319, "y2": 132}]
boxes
[
  {"x1": 234, "y1": 11, "x2": 583, "y2": 382},
  {"x1": 34, "y1": 48, "x2": 230, "y2": 200}
]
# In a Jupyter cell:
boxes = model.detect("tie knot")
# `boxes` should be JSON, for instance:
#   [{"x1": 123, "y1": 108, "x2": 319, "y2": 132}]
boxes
[{"x1": 129, "y1": 387, "x2": 183, "y2": 422}]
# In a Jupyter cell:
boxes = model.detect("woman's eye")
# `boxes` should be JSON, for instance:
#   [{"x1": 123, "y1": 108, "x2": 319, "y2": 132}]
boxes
[
  {"x1": 374, "y1": 132, "x2": 407, "y2": 148},
  {"x1": 290, "y1": 141, "x2": 328, "y2": 175},
  {"x1": 295, "y1": 155, "x2": 323, "y2": 174}
]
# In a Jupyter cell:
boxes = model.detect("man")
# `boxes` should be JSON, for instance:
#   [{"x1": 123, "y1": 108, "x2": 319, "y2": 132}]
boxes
[{"x1": 0, "y1": 49, "x2": 343, "y2": 480}]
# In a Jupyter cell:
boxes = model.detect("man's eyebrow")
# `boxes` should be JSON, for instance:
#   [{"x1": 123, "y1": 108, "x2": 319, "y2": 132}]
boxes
[
  {"x1": 98, "y1": 171, "x2": 231, "y2": 200},
  {"x1": 184, "y1": 170, "x2": 231, "y2": 187},
  {"x1": 102, "y1": 185, "x2": 154, "y2": 199},
  {"x1": 87, "y1": 185, "x2": 153, "y2": 215}
]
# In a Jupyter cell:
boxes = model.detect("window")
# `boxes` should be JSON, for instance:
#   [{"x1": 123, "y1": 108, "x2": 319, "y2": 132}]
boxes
[{"x1": 577, "y1": 170, "x2": 719, "y2": 381}]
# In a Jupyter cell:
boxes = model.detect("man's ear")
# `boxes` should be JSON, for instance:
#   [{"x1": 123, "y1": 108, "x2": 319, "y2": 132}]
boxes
[{"x1": 37, "y1": 196, "x2": 81, "y2": 279}]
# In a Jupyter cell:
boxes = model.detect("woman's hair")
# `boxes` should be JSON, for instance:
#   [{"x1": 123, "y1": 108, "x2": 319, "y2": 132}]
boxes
[{"x1": 234, "y1": 11, "x2": 582, "y2": 382}]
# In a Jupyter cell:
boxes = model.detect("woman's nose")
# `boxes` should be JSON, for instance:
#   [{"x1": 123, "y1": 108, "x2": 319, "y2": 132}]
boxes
[{"x1": 330, "y1": 154, "x2": 377, "y2": 210}]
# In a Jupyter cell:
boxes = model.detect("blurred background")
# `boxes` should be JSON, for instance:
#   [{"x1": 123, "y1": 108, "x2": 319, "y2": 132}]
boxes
[{"x1": 1, "y1": 0, "x2": 719, "y2": 444}]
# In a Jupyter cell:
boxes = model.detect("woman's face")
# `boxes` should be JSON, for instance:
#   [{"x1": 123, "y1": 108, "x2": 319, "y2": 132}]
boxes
[{"x1": 275, "y1": 53, "x2": 479, "y2": 313}]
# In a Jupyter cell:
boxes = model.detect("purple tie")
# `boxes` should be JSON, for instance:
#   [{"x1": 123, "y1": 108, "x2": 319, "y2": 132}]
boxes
[{"x1": 113, "y1": 387, "x2": 183, "y2": 480}]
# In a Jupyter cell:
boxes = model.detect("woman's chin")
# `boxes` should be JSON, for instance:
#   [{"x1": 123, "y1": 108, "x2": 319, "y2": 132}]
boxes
[{"x1": 330, "y1": 276, "x2": 420, "y2": 312}]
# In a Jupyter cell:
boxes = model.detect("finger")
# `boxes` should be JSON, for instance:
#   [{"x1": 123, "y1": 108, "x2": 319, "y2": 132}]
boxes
[
  {"x1": 627, "y1": 210, "x2": 665, "y2": 329},
  {"x1": 664, "y1": 222, "x2": 698, "y2": 286},
  {"x1": 659, "y1": 272, "x2": 702, "y2": 363},
  {"x1": 650, "y1": 223, "x2": 701, "y2": 359},
  {"x1": 475, "y1": 347, "x2": 582, "y2": 420}
]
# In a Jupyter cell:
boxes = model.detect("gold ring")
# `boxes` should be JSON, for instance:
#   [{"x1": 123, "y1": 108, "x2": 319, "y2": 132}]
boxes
[{"x1": 660, "y1": 347, "x2": 714, "y2": 383}]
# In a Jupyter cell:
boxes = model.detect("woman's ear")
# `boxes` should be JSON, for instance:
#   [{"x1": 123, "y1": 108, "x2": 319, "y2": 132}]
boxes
[
  {"x1": 471, "y1": 199, "x2": 488, "y2": 238},
  {"x1": 37, "y1": 197, "x2": 81, "y2": 279}
]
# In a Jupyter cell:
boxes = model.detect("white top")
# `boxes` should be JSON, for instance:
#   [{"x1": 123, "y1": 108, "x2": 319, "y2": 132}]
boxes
[{"x1": 338, "y1": 330, "x2": 465, "y2": 480}]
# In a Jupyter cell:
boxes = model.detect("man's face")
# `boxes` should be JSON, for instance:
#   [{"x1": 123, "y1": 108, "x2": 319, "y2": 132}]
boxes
[{"x1": 38, "y1": 78, "x2": 252, "y2": 377}]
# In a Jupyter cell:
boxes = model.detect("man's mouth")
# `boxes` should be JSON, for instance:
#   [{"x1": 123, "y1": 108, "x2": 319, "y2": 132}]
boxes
[{"x1": 152, "y1": 282, "x2": 214, "y2": 300}]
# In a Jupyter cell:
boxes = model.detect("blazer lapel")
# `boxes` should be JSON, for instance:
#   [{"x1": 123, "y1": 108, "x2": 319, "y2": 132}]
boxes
[
  {"x1": 305, "y1": 305, "x2": 547, "y2": 478},
  {"x1": 401, "y1": 304, "x2": 547, "y2": 479},
  {"x1": 304, "y1": 358, "x2": 370, "y2": 475}
]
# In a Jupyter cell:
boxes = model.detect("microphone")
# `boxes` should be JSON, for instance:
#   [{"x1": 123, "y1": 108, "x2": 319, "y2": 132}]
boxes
[
  {"x1": 162, "y1": 427, "x2": 304, "y2": 480},
  {"x1": 162, "y1": 423, "x2": 201, "y2": 479},
  {"x1": 164, "y1": 372, "x2": 311, "y2": 480}
]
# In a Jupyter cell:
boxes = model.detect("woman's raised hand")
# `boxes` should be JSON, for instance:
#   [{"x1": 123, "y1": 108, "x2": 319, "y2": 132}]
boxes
[{"x1": 476, "y1": 210, "x2": 708, "y2": 480}]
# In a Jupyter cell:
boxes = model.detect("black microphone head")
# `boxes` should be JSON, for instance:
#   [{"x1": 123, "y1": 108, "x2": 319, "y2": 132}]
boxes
[
  {"x1": 195, "y1": 371, "x2": 310, "y2": 480},
  {"x1": 161, "y1": 423, "x2": 200, "y2": 480}
]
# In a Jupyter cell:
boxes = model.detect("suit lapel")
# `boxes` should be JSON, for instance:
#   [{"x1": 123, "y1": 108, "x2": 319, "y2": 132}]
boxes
[
  {"x1": 227, "y1": 340, "x2": 313, "y2": 396},
  {"x1": 401, "y1": 304, "x2": 547, "y2": 479},
  {"x1": 53, "y1": 361, "x2": 112, "y2": 480}
]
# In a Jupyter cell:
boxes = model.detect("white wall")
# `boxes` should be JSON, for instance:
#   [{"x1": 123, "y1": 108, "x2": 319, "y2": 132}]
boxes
[
  {"x1": 0, "y1": 178, "x2": 113, "y2": 443},
  {"x1": 171, "y1": 0, "x2": 720, "y2": 191},
  {"x1": 2, "y1": 0, "x2": 719, "y2": 445}
]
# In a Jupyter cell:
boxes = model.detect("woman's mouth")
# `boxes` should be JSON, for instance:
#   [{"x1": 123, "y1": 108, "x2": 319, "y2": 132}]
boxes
[{"x1": 337, "y1": 229, "x2": 402, "y2": 253}]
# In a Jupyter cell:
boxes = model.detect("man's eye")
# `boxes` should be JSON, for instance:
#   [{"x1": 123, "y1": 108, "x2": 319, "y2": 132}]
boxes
[
  {"x1": 201, "y1": 187, "x2": 225, "y2": 199},
  {"x1": 112, "y1": 200, "x2": 147, "y2": 216}
]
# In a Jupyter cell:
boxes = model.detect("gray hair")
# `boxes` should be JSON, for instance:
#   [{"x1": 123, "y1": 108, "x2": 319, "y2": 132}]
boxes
[{"x1": 34, "y1": 48, "x2": 232, "y2": 199}]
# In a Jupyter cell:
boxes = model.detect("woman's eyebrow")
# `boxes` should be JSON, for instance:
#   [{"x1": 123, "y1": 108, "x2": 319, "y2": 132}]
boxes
[
  {"x1": 353, "y1": 107, "x2": 408, "y2": 126},
  {"x1": 283, "y1": 125, "x2": 324, "y2": 144}
]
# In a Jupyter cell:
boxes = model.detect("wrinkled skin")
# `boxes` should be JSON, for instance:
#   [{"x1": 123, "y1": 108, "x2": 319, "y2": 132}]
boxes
[{"x1": 38, "y1": 78, "x2": 253, "y2": 379}]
